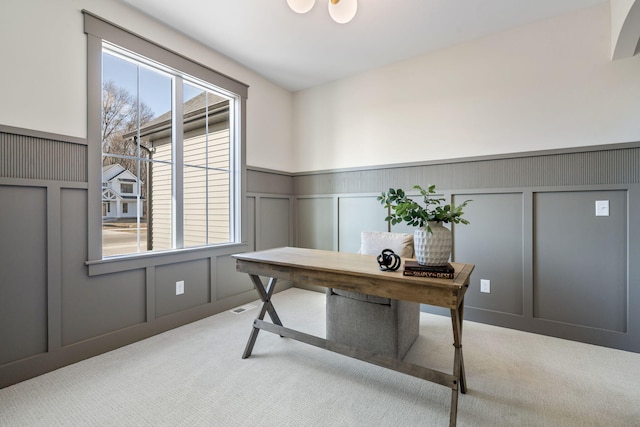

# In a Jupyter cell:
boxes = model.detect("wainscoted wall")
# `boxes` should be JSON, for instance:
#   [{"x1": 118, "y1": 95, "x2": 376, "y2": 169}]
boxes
[
  {"x1": 2, "y1": 122, "x2": 638, "y2": 389},
  {"x1": 293, "y1": 144, "x2": 640, "y2": 353},
  {"x1": 0, "y1": 126, "x2": 293, "y2": 388}
]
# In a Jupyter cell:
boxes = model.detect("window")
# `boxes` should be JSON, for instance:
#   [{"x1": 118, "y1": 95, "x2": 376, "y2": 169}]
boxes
[
  {"x1": 85, "y1": 12, "x2": 247, "y2": 261},
  {"x1": 101, "y1": 45, "x2": 237, "y2": 257},
  {"x1": 120, "y1": 183, "x2": 133, "y2": 194}
]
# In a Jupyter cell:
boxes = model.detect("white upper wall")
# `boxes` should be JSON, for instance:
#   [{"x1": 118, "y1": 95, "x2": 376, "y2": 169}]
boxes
[
  {"x1": 0, "y1": 0, "x2": 294, "y2": 172},
  {"x1": 3, "y1": 2, "x2": 640, "y2": 175},
  {"x1": 292, "y1": 3, "x2": 640, "y2": 173}
]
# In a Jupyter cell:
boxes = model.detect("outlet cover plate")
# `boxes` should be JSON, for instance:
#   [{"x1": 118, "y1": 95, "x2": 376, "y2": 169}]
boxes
[
  {"x1": 480, "y1": 279, "x2": 490, "y2": 293},
  {"x1": 176, "y1": 280, "x2": 184, "y2": 295},
  {"x1": 595, "y1": 200, "x2": 609, "y2": 217}
]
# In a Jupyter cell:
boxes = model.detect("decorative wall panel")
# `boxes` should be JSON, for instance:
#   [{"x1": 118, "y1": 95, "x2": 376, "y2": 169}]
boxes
[
  {"x1": 292, "y1": 144, "x2": 640, "y2": 352},
  {"x1": 294, "y1": 145, "x2": 640, "y2": 195},
  {"x1": 533, "y1": 190, "x2": 627, "y2": 332},
  {"x1": 0, "y1": 130, "x2": 86, "y2": 182},
  {"x1": 0, "y1": 186, "x2": 48, "y2": 364}
]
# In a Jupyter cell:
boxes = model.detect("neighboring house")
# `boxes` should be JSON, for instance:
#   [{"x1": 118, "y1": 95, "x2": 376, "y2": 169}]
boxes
[
  {"x1": 127, "y1": 91, "x2": 231, "y2": 249},
  {"x1": 102, "y1": 163, "x2": 143, "y2": 219}
]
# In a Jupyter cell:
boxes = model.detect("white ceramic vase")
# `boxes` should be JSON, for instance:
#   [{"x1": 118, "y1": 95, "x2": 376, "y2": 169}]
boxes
[{"x1": 413, "y1": 221, "x2": 452, "y2": 266}]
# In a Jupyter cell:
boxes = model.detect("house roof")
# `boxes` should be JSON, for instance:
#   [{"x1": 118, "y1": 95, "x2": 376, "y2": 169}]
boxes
[
  {"x1": 102, "y1": 163, "x2": 126, "y2": 181},
  {"x1": 124, "y1": 91, "x2": 229, "y2": 142},
  {"x1": 144, "y1": 91, "x2": 227, "y2": 128},
  {"x1": 102, "y1": 164, "x2": 139, "y2": 184}
]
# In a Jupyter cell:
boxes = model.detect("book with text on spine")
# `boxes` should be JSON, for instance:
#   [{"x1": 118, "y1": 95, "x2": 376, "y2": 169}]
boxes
[{"x1": 402, "y1": 269, "x2": 455, "y2": 279}]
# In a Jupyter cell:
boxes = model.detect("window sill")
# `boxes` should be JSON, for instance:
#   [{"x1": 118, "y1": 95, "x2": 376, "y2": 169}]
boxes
[{"x1": 86, "y1": 243, "x2": 248, "y2": 276}]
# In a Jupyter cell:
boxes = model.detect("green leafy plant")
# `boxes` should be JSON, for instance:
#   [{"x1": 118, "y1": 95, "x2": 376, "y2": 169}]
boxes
[{"x1": 377, "y1": 184, "x2": 471, "y2": 231}]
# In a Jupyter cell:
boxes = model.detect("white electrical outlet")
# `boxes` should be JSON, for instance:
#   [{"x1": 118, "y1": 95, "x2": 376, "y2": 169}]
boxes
[
  {"x1": 480, "y1": 279, "x2": 491, "y2": 294},
  {"x1": 176, "y1": 280, "x2": 184, "y2": 295},
  {"x1": 595, "y1": 200, "x2": 609, "y2": 217}
]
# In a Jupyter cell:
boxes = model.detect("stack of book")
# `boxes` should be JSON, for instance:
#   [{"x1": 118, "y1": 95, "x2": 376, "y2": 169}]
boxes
[{"x1": 403, "y1": 260, "x2": 455, "y2": 279}]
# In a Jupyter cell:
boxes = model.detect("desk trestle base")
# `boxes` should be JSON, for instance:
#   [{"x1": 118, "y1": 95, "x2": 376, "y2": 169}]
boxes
[{"x1": 233, "y1": 248, "x2": 474, "y2": 427}]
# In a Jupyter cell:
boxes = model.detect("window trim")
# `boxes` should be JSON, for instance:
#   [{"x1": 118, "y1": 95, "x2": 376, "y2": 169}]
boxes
[
  {"x1": 84, "y1": 11, "x2": 248, "y2": 262},
  {"x1": 84, "y1": 12, "x2": 248, "y2": 98}
]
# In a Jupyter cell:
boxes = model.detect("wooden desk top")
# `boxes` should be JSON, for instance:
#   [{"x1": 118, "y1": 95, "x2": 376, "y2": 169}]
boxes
[{"x1": 234, "y1": 247, "x2": 475, "y2": 309}]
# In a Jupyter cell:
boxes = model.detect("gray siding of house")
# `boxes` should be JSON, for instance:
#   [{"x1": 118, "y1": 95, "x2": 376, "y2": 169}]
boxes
[{"x1": 292, "y1": 144, "x2": 640, "y2": 353}]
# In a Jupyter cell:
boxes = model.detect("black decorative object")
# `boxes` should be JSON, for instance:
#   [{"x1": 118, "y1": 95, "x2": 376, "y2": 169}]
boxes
[{"x1": 377, "y1": 248, "x2": 401, "y2": 272}]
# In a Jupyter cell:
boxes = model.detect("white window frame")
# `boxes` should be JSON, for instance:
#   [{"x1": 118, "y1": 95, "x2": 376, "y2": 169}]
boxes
[{"x1": 84, "y1": 11, "x2": 247, "y2": 263}]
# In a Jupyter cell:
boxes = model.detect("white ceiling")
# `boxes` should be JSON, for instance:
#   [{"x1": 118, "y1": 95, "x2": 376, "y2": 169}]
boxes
[{"x1": 119, "y1": 0, "x2": 607, "y2": 92}]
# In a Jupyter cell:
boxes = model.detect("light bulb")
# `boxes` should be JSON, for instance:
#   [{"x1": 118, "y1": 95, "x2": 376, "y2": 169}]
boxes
[
  {"x1": 287, "y1": 0, "x2": 315, "y2": 14},
  {"x1": 328, "y1": 0, "x2": 357, "y2": 24}
]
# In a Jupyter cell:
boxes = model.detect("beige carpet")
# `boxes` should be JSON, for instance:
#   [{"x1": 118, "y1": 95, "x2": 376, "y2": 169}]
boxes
[{"x1": 1, "y1": 288, "x2": 638, "y2": 426}]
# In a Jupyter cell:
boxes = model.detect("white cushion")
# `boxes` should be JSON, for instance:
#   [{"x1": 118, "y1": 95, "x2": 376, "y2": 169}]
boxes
[{"x1": 358, "y1": 231, "x2": 414, "y2": 258}]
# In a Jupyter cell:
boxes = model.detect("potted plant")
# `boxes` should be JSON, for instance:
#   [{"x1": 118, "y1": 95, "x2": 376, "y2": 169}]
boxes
[{"x1": 377, "y1": 185, "x2": 471, "y2": 266}]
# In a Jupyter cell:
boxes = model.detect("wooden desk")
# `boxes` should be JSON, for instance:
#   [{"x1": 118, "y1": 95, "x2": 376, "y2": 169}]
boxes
[{"x1": 233, "y1": 247, "x2": 474, "y2": 427}]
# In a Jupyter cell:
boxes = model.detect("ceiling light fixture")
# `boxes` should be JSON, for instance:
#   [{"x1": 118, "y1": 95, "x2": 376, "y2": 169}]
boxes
[{"x1": 286, "y1": 0, "x2": 358, "y2": 24}]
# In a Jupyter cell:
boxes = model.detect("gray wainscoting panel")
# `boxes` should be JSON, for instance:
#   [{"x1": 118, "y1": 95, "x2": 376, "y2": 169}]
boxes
[
  {"x1": 258, "y1": 197, "x2": 290, "y2": 250},
  {"x1": 60, "y1": 189, "x2": 146, "y2": 345},
  {"x1": 0, "y1": 131, "x2": 86, "y2": 182},
  {"x1": 155, "y1": 259, "x2": 211, "y2": 318},
  {"x1": 216, "y1": 254, "x2": 254, "y2": 300},
  {"x1": 454, "y1": 193, "x2": 524, "y2": 316},
  {"x1": 294, "y1": 145, "x2": 640, "y2": 195},
  {"x1": 292, "y1": 143, "x2": 640, "y2": 352},
  {"x1": 247, "y1": 168, "x2": 293, "y2": 195},
  {"x1": 389, "y1": 222, "x2": 416, "y2": 235},
  {"x1": 296, "y1": 197, "x2": 336, "y2": 250},
  {"x1": 61, "y1": 268, "x2": 147, "y2": 346},
  {"x1": 533, "y1": 190, "x2": 627, "y2": 332},
  {"x1": 338, "y1": 195, "x2": 388, "y2": 253},
  {"x1": 0, "y1": 126, "x2": 299, "y2": 388},
  {"x1": 3, "y1": 119, "x2": 640, "y2": 389},
  {"x1": 0, "y1": 186, "x2": 48, "y2": 365},
  {"x1": 247, "y1": 196, "x2": 256, "y2": 250}
]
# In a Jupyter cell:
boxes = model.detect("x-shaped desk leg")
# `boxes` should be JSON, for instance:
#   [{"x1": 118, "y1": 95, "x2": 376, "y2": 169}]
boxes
[
  {"x1": 449, "y1": 303, "x2": 466, "y2": 427},
  {"x1": 242, "y1": 275, "x2": 282, "y2": 359}
]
